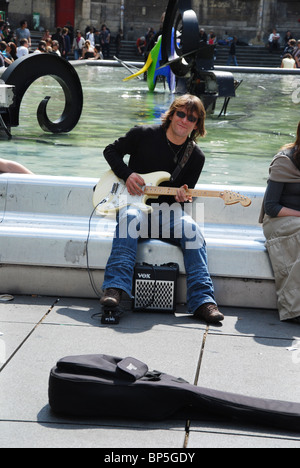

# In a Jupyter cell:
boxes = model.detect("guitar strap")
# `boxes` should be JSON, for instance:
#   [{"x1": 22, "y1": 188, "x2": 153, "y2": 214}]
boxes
[{"x1": 170, "y1": 139, "x2": 195, "y2": 183}]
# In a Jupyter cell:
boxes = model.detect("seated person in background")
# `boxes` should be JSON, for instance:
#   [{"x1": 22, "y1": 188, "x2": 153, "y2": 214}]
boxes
[
  {"x1": 136, "y1": 36, "x2": 146, "y2": 56},
  {"x1": 208, "y1": 31, "x2": 217, "y2": 45},
  {"x1": 80, "y1": 40, "x2": 95, "y2": 59},
  {"x1": 44, "y1": 37, "x2": 53, "y2": 53},
  {"x1": 7, "y1": 42, "x2": 17, "y2": 61},
  {"x1": 17, "y1": 38, "x2": 29, "y2": 58},
  {"x1": 268, "y1": 29, "x2": 280, "y2": 52},
  {"x1": 51, "y1": 40, "x2": 61, "y2": 56},
  {"x1": 0, "y1": 41, "x2": 13, "y2": 66},
  {"x1": 89, "y1": 45, "x2": 103, "y2": 60},
  {"x1": 33, "y1": 40, "x2": 47, "y2": 54},
  {"x1": 281, "y1": 53, "x2": 296, "y2": 68},
  {"x1": 284, "y1": 30, "x2": 293, "y2": 46},
  {"x1": 294, "y1": 40, "x2": 300, "y2": 68},
  {"x1": 42, "y1": 29, "x2": 52, "y2": 42},
  {"x1": 260, "y1": 121, "x2": 300, "y2": 324},
  {"x1": 282, "y1": 38, "x2": 297, "y2": 57},
  {"x1": 0, "y1": 158, "x2": 33, "y2": 174},
  {"x1": 199, "y1": 28, "x2": 207, "y2": 43},
  {"x1": 100, "y1": 94, "x2": 224, "y2": 324}
]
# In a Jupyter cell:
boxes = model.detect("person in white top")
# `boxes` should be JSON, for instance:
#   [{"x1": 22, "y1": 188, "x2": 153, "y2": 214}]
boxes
[
  {"x1": 52, "y1": 40, "x2": 61, "y2": 56},
  {"x1": 33, "y1": 41, "x2": 47, "y2": 54},
  {"x1": 281, "y1": 53, "x2": 296, "y2": 68},
  {"x1": 268, "y1": 29, "x2": 280, "y2": 52},
  {"x1": 72, "y1": 30, "x2": 85, "y2": 60},
  {"x1": 86, "y1": 27, "x2": 95, "y2": 47},
  {"x1": 16, "y1": 38, "x2": 29, "y2": 58}
]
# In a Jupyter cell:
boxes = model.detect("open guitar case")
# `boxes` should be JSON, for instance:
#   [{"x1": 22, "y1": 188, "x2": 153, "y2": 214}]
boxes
[{"x1": 48, "y1": 354, "x2": 300, "y2": 432}]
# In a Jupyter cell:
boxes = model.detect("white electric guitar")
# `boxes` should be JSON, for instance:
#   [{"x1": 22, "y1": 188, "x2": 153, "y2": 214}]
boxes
[{"x1": 93, "y1": 170, "x2": 251, "y2": 215}]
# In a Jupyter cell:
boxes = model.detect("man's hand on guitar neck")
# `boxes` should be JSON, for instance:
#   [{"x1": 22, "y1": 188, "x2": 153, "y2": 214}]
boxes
[
  {"x1": 175, "y1": 184, "x2": 192, "y2": 203},
  {"x1": 126, "y1": 172, "x2": 146, "y2": 195},
  {"x1": 126, "y1": 174, "x2": 193, "y2": 203}
]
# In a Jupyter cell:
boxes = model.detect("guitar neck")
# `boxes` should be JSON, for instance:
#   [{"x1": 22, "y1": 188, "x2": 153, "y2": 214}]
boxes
[{"x1": 144, "y1": 185, "x2": 222, "y2": 199}]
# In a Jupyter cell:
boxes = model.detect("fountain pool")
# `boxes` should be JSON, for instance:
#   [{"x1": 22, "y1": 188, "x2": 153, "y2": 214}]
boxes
[{"x1": 2, "y1": 65, "x2": 300, "y2": 187}]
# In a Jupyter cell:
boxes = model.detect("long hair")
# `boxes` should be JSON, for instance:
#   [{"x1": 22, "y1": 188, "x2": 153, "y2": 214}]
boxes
[
  {"x1": 8, "y1": 42, "x2": 17, "y2": 60},
  {"x1": 161, "y1": 94, "x2": 206, "y2": 141},
  {"x1": 281, "y1": 121, "x2": 300, "y2": 166}
]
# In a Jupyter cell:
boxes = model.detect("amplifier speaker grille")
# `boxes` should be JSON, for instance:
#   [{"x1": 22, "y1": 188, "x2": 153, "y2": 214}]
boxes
[{"x1": 133, "y1": 263, "x2": 179, "y2": 312}]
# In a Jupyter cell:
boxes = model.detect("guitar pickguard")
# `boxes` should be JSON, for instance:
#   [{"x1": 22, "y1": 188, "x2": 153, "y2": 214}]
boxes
[{"x1": 93, "y1": 170, "x2": 171, "y2": 215}]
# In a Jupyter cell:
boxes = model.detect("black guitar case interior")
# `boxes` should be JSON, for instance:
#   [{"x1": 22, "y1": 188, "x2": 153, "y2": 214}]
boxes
[{"x1": 48, "y1": 354, "x2": 300, "y2": 432}]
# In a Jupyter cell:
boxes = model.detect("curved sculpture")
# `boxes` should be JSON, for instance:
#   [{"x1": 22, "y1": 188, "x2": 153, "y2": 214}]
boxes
[
  {"x1": 159, "y1": 0, "x2": 236, "y2": 115},
  {"x1": 122, "y1": 0, "x2": 200, "y2": 91},
  {"x1": 1, "y1": 53, "x2": 83, "y2": 133}
]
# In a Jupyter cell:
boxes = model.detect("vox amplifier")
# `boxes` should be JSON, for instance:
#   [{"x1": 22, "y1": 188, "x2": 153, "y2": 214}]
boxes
[{"x1": 133, "y1": 263, "x2": 179, "y2": 312}]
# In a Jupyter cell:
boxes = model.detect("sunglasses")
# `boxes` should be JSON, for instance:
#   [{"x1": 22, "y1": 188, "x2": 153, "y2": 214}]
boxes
[{"x1": 176, "y1": 110, "x2": 198, "y2": 123}]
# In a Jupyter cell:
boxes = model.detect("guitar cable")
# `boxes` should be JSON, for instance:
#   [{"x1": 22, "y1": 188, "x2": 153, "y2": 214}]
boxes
[
  {"x1": 86, "y1": 181, "x2": 119, "y2": 298},
  {"x1": 86, "y1": 182, "x2": 115, "y2": 299},
  {"x1": 86, "y1": 200, "x2": 126, "y2": 324},
  {"x1": 85, "y1": 189, "x2": 160, "y2": 316},
  {"x1": 86, "y1": 201, "x2": 104, "y2": 299}
]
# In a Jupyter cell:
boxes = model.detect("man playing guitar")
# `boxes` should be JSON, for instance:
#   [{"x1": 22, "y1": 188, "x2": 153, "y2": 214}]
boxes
[{"x1": 100, "y1": 94, "x2": 224, "y2": 323}]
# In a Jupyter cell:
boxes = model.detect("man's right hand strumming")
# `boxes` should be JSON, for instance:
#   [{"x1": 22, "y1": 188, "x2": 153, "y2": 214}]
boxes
[{"x1": 126, "y1": 173, "x2": 145, "y2": 195}]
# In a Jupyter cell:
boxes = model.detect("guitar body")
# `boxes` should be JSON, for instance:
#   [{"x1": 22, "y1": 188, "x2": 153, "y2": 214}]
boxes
[
  {"x1": 93, "y1": 170, "x2": 251, "y2": 215},
  {"x1": 93, "y1": 170, "x2": 171, "y2": 215}
]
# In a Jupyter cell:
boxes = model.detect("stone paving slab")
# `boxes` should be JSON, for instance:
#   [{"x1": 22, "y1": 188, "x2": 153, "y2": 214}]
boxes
[
  {"x1": 186, "y1": 306, "x2": 300, "y2": 447},
  {"x1": 209, "y1": 306, "x2": 300, "y2": 340},
  {"x1": 0, "y1": 324, "x2": 204, "y2": 420},
  {"x1": 0, "y1": 296, "x2": 56, "y2": 368},
  {"x1": 187, "y1": 423, "x2": 300, "y2": 448},
  {"x1": 0, "y1": 295, "x2": 300, "y2": 448},
  {"x1": 0, "y1": 421, "x2": 186, "y2": 449},
  {"x1": 198, "y1": 333, "x2": 300, "y2": 400},
  {"x1": 0, "y1": 296, "x2": 56, "y2": 323},
  {"x1": 43, "y1": 296, "x2": 207, "y2": 332},
  {"x1": 0, "y1": 296, "x2": 202, "y2": 448}
]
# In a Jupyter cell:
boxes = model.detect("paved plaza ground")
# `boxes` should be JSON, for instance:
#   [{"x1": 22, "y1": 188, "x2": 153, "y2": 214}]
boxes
[{"x1": 0, "y1": 295, "x2": 300, "y2": 448}]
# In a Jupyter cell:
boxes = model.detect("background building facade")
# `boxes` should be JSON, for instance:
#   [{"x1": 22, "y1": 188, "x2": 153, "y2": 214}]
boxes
[{"x1": 5, "y1": 0, "x2": 300, "y2": 44}]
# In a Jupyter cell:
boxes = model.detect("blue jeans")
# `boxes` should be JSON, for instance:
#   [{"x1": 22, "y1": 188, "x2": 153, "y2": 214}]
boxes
[
  {"x1": 74, "y1": 49, "x2": 81, "y2": 60},
  {"x1": 227, "y1": 54, "x2": 238, "y2": 66},
  {"x1": 102, "y1": 204, "x2": 216, "y2": 314}
]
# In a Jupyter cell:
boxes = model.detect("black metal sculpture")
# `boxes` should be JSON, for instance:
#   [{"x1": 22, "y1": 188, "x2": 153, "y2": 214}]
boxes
[
  {"x1": 0, "y1": 53, "x2": 83, "y2": 138},
  {"x1": 161, "y1": 0, "x2": 237, "y2": 114}
]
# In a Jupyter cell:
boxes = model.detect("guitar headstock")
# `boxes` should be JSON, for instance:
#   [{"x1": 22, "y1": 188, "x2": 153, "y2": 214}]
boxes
[{"x1": 220, "y1": 191, "x2": 252, "y2": 207}]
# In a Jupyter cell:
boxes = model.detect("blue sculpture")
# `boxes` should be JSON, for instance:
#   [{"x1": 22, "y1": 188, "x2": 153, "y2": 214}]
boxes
[{"x1": 160, "y1": 0, "x2": 237, "y2": 114}]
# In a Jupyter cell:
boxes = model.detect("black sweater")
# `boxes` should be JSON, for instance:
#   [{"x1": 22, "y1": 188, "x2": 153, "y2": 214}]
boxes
[
  {"x1": 103, "y1": 125, "x2": 205, "y2": 205},
  {"x1": 264, "y1": 180, "x2": 300, "y2": 217},
  {"x1": 264, "y1": 152, "x2": 300, "y2": 217}
]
